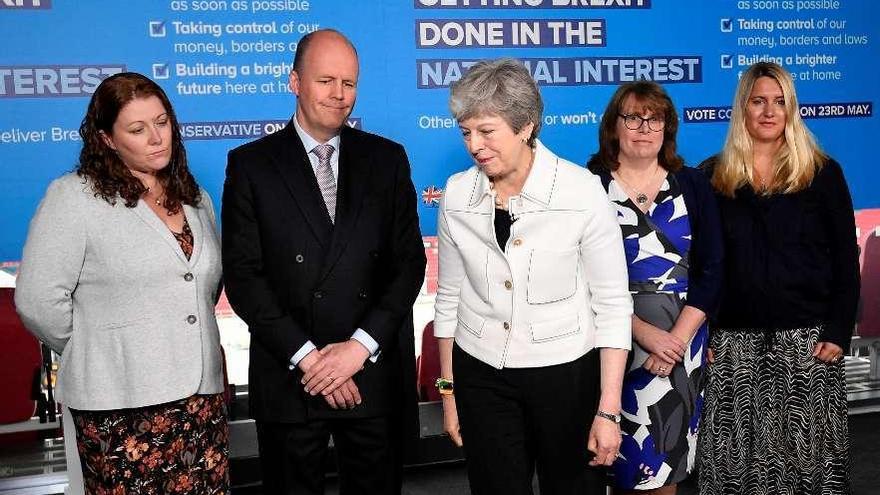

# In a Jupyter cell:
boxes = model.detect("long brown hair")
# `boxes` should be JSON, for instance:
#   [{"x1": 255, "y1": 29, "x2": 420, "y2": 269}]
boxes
[
  {"x1": 587, "y1": 81, "x2": 683, "y2": 173},
  {"x1": 77, "y1": 72, "x2": 199, "y2": 211}
]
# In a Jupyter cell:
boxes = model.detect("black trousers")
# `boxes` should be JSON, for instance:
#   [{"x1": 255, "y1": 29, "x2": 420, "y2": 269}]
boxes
[
  {"x1": 256, "y1": 415, "x2": 400, "y2": 495},
  {"x1": 453, "y1": 344, "x2": 605, "y2": 495}
]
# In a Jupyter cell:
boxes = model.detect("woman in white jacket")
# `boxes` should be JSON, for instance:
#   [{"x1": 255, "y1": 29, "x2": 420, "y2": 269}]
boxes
[{"x1": 433, "y1": 58, "x2": 633, "y2": 495}]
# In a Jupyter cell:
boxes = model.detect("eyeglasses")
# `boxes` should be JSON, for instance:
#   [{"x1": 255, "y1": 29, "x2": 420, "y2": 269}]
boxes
[{"x1": 618, "y1": 113, "x2": 665, "y2": 132}]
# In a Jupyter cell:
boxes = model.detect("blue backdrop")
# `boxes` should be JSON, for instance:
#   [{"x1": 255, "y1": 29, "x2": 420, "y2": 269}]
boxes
[{"x1": 1, "y1": 0, "x2": 876, "y2": 260}]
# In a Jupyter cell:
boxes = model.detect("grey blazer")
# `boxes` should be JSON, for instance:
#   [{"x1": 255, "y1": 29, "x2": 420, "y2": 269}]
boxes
[{"x1": 15, "y1": 173, "x2": 224, "y2": 410}]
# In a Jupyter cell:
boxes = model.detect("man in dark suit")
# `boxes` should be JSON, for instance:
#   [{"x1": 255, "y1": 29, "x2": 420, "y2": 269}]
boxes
[{"x1": 222, "y1": 29, "x2": 426, "y2": 494}]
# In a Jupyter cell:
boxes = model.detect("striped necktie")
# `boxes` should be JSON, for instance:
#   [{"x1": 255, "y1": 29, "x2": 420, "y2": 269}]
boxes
[{"x1": 312, "y1": 144, "x2": 336, "y2": 223}]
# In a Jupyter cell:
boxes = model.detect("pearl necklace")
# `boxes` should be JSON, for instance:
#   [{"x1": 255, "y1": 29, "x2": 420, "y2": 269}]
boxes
[
  {"x1": 487, "y1": 147, "x2": 534, "y2": 211},
  {"x1": 489, "y1": 182, "x2": 510, "y2": 210}
]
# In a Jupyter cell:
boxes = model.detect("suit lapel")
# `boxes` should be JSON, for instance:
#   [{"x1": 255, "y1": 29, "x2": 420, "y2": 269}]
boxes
[
  {"x1": 318, "y1": 127, "x2": 371, "y2": 281},
  {"x1": 131, "y1": 201, "x2": 191, "y2": 266},
  {"x1": 183, "y1": 204, "x2": 204, "y2": 267},
  {"x1": 269, "y1": 121, "x2": 333, "y2": 248}
]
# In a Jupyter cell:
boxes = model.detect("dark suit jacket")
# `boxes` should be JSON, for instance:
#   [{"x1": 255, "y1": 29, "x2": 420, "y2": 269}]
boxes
[{"x1": 222, "y1": 121, "x2": 426, "y2": 434}]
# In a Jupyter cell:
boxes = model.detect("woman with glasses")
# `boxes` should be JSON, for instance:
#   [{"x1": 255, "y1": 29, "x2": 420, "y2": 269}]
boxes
[
  {"x1": 698, "y1": 62, "x2": 857, "y2": 495},
  {"x1": 587, "y1": 81, "x2": 723, "y2": 494}
]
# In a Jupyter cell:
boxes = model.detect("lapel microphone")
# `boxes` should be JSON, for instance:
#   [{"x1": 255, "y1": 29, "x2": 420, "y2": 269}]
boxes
[{"x1": 510, "y1": 197, "x2": 523, "y2": 223}]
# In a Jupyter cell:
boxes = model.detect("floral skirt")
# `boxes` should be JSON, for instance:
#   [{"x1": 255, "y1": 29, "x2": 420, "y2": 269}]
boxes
[{"x1": 70, "y1": 394, "x2": 229, "y2": 494}]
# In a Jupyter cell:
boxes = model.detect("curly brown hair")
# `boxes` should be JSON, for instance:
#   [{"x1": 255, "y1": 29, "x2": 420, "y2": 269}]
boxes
[
  {"x1": 77, "y1": 72, "x2": 200, "y2": 212},
  {"x1": 587, "y1": 81, "x2": 684, "y2": 173}
]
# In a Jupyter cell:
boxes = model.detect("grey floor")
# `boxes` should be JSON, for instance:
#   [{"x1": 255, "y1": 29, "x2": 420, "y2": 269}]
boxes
[
  {"x1": 234, "y1": 413, "x2": 880, "y2": 495},
  {"x1": 3, "y1": 356, "x2": 879, "y2": 495},
  {"x1": 1, "y1": 414, "x2": 876, "y2": 494}
]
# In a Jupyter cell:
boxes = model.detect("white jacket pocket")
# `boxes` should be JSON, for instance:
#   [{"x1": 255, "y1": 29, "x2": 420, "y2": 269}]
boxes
[
  {"x1": 457, "y1": 302, "x2": 486, "y2": 338},
  {"x1": 526, "y1": 247, "x2": 578, "y2": 304},
  {"x1": 530, "y1": 313, "x2": 580, "y2": 343}
]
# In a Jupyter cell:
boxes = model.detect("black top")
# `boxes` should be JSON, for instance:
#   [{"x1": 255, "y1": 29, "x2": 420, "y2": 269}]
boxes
[
  {"x1": 590, "y1": 165, "x2": 725, "y2": 317},
  {"x1": 494, "y1": 208, "x2": 511, "y2": 250},
  {"x1": 701, "y1": 157, "x2": 860, "y2": 350}
]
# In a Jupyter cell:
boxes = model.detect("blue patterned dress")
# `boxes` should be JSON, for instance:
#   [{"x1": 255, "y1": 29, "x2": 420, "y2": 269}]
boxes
[{"x1": 605, "y1": 174, "x2": 708, "y2": 490}]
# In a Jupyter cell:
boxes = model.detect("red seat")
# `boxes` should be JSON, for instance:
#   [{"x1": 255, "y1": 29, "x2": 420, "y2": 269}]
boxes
[
  {"x1": 417, "y1": 321, "x2": 441, "y2": 402},
  {"x1": 856, "y1": 210, "x2": 880, "y2": 338},
  {"x1": 0, "y1": 288, "x2": 41, "y2": 424},
  {"x1": 858, "y1": 240, "x2": 880, "y2": 337}
]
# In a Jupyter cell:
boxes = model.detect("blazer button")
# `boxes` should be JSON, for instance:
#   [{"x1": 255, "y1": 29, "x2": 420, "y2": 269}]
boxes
[
  {"x1": 512, "y1": 238, "x2": 523, "y2": 247},
  {"x1": 187, "y1": 315, "x2": 198, "y2": 325},
  {"x1": 503, "y1": 322, "x2": 510, "y2": 330},
  {"x1": 504, "y1": 280, "x2": 512, "y2": 290},
  {"x1": 295, "y1": 254, "x2": 304, "y2": 263},
  {"x1": 313, "y1": 290, "x2": 324, "y2": 299},
  {"x1": 358, "y1": 290, "x2": 368, "y2": 300},
  {"x1": 183, "y1": 272, "x2": 194, "y2": 282}
]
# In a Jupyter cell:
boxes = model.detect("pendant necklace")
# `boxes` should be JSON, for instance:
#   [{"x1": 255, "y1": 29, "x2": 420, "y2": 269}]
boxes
[
  {"x1": 613, "y1": 166, "x2": 660, "y2": 206},
  {"x1": 755, "y1": 171, "x2": 771, "y2": 190},
  {"x1": 145, "y1": 186, "x2": 163, "y2": 206}
]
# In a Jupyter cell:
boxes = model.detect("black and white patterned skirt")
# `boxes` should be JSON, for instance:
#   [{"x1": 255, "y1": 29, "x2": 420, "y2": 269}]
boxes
[{"x1": 698, "y1": 325, "x2": 850, "y2": 495}]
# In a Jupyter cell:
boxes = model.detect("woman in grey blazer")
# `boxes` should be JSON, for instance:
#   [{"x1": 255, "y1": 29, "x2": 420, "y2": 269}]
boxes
[{"x1": 15, "y1": 72, "x2": 228, "y2": 494}]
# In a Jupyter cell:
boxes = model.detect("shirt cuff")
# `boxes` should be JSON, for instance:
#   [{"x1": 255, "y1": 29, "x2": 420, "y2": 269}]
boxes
[
  {"x1": 289, "y1": 341, "x2": 317, "y2": 370},
  {"x1": 351, "y1": 328, "x2": 381, "y2": 363}
]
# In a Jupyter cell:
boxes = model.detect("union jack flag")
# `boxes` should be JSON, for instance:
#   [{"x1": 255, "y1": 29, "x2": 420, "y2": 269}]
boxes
[{"x1": 421, "y1": 185, "x2": 443, "y2": 207}]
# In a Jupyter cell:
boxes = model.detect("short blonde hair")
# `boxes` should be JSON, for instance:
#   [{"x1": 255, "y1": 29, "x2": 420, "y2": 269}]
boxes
[{"x1": 712, "y1": 62, "x2": 826, "y2": 197}]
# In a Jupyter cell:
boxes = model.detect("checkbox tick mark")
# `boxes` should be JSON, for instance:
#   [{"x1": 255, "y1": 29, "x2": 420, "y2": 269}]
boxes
[
  {"x1": 721, "y1": 18, "x2": 733, "y2": 33},
  {"x1": 152, "y1": 63, "x2": 170, "y2": 79},
  {"x1": 149, "y1": 20, "x2": 166, "y2": 38}
]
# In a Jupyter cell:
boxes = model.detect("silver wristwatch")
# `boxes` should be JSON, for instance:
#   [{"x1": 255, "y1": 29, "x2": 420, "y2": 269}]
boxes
[{"x1": 596, "y1": 410, "x2": 621, "y2": 424}]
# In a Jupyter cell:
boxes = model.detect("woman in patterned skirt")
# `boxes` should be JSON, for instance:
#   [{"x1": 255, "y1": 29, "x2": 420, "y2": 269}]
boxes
[
  {"x1": 15, "y1": 72, "x2": 229, "y2": 494},
  {"x1": 699, "y1": 62, "x2": 858, "y2": 494},
  {"x1": 588, "y1": 81, "x2": 723, "y2": 494}
]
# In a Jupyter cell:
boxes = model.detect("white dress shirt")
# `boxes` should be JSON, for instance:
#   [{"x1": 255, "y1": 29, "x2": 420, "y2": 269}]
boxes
[{"x1": 288, "y1": 115, "x2": 380, "y2": 368}]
